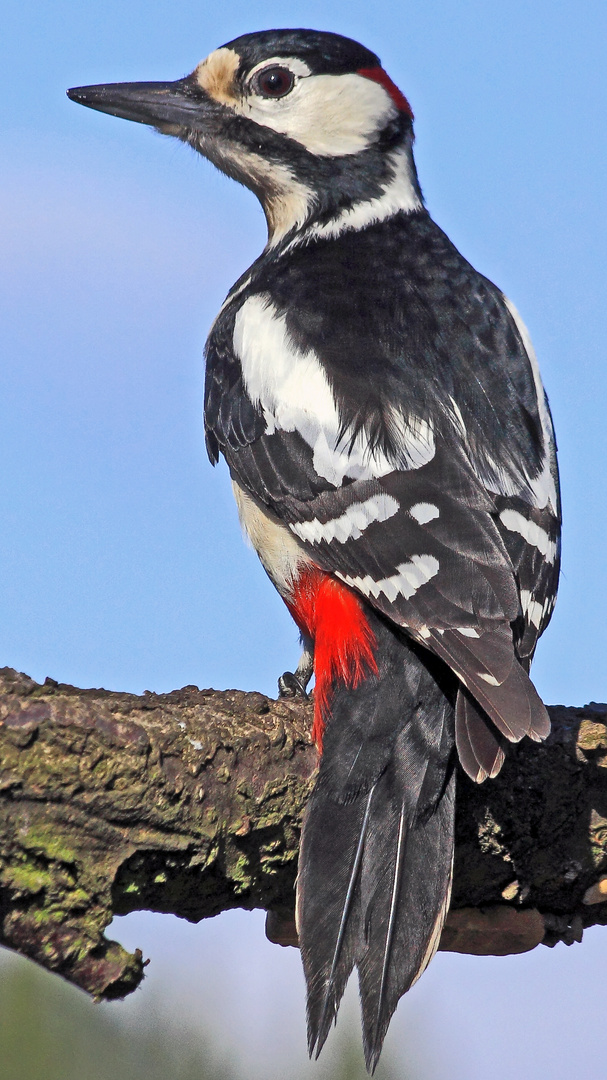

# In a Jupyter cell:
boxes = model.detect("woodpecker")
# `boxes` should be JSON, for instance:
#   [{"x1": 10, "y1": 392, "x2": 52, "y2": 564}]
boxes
[{"x1": 68, "y1": 29, "x2": 560, "y2": 1072}]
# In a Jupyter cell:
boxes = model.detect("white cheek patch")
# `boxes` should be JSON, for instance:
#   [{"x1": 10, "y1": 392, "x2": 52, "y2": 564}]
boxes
[
  {"x1": 499, "y1": 508, "x2": 557, "y2": 563},
  {"x1": 288, "y1": 493, "x2": 399, "y2": 545},
  {"x1": 337, "y1": 554, "x2": 439, "y2": 603},
  {"x1": 409, "y1": 502, "x2": 439, "y2": 525},
  {"x1": 242, "y1": 72, "x2": 397, "y2": 157},
  {"x1": 233, "y1": 295, "x2": 435, "y2": 484}
]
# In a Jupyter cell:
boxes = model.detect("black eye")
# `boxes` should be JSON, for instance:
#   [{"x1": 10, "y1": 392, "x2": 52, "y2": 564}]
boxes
[{"x1": 253, "y1": 66, "x2": 295, "y2": 99}]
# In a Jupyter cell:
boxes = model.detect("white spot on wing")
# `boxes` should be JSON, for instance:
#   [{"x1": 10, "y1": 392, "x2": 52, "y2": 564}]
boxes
[
  {"x1": 289, "y1": 493, "x2": 399, "y2": 545},
  {"x1": 478, "y1": 673, "x2": 501, "y2": 686},
  {"x1": 447, "y1": 395, "x2": 467, "y2": 437},
  {"x1": 233, "y1": 295, "x2": 435, "y2": 483},
  {"x1": 337, "y1": 554, "x2": 439, "y2": 603},
  {"x1": 456, "y1": 627, "x2": 480, "y2": 638},
  {"x1": 409, "y1": 502, "x2": 439, "y2": 524},
  {"x1": 520, "y1": 588, "x2": 544, "y2": 629},
  {"x1": 499, "y1": 508, "x2": 557, "y2": 563}
]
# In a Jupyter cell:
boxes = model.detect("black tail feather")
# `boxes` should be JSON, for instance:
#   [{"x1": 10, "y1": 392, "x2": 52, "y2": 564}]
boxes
[
  {"x1": 304, "y1": 783, "x2": 377, "y2": 1057},
  {"x1": 298, "y1": 613, "x2": 456, "y2": 1072},
  {"x1": 358, "y1": 775, "x2": 455, "y2": 1072},
  {"x1": 300, "y1": 795, "x2": 368, "y2": 1058},
  {"x1": 357, "y1": 694, "x2": 455, "y2": 1071}
]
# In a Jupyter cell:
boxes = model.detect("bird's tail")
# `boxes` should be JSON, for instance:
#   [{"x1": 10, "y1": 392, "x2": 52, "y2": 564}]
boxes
[{"x1": 297, "y1": 611, "x2": 456, "y2": 1073}]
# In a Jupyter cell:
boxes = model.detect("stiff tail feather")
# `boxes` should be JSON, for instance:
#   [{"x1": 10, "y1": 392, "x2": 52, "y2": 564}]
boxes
[
  {"x1": 297, "y1": 613, "x2": 456, "y2": 1071},
  {"x1": 357, "y1": 702, "x2": 455, "y2": 1071}
]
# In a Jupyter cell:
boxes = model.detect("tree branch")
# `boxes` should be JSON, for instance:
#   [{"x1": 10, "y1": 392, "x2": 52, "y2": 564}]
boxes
[{"x1": 0, "y1": 666, "x2": 606, "y2": 1000}]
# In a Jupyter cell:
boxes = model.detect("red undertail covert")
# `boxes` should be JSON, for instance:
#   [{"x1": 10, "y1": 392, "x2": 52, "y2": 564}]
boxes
[{"x1": 286, "y1": 567, "x2": 378, "y2": 750}]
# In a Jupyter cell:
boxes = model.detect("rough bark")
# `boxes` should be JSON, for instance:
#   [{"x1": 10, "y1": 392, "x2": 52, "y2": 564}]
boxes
[{"x1": 0, "y1": 665, "x2": 606, "y2": 1001}]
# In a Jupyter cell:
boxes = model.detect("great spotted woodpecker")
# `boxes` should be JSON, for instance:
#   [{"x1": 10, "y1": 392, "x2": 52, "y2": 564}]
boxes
[{"x1": 68, "y1": 28, "x2": 561, "y2": 1072}]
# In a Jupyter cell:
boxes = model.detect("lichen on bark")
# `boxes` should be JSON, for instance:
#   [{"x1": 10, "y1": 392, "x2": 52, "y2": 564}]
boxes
[{"x1": 0, "y1": 666, "x2": 606, "y2": 999}]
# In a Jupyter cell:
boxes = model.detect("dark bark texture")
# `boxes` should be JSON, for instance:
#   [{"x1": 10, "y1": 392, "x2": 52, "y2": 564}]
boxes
[{"x1": 0, "y1": 666, "x2": 606, "y2": 1000}]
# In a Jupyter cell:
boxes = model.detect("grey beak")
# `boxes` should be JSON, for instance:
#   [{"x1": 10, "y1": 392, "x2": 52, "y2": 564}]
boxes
[{"x1": 66, "y1": 78, "x2": 210, "y2": 129}]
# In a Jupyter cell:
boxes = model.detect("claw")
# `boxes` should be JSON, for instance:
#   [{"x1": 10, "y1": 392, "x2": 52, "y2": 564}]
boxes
[
  {"x1": 278, "y1": 671, "x2": 309, "y2": 698},
  {"x1": 278, "y1": 640, "x2": 314, "y2": 699}
]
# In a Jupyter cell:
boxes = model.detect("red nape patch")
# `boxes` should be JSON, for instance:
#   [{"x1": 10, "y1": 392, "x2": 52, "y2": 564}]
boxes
[
  {"x1": 357, "y1": 67, "x2": 414, "y2": 120},
  {"x1": 285, "y1": 567, "x2": 378, "y2": 752}
]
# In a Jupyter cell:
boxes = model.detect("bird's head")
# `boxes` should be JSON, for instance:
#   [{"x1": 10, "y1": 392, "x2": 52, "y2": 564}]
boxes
[{"x1": 68, "y1": 29, "x2": 422, "y2": 246}]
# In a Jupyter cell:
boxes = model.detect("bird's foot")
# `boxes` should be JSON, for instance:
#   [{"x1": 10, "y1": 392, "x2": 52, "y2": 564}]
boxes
[
  {"x1": 278, "y1": 671, "x2": 309, "y2": 699},
  {"x1": 278, "y1": 641, "x2": 314, "y2": 699}
]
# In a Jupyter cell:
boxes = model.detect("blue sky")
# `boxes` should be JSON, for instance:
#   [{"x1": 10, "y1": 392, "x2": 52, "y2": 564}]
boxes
[{"x1": 2, "y1": 1, "x2": 607, "y2": 1077}]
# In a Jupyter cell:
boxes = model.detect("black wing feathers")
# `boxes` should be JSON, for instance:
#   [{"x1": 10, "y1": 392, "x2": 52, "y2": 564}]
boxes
[
  {"x1": 204, "y1": 319, "x2": 266, "y2": 464},
  {"x1": 455, "y1": 689, "x2": 506, "y2": 783}
]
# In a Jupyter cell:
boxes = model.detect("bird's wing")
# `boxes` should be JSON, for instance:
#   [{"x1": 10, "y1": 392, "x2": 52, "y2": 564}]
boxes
[
  {"x1": 227, "y1": 429, "x2": 551, "y2": 746},
  {"x1": 204, "y1": 234, "x2": 559, "y2": 763}
]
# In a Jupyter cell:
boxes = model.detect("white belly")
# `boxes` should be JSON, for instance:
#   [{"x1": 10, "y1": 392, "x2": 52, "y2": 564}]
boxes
[{"x1": 231, "y1": 479, "x2": 311, "y2": 596}]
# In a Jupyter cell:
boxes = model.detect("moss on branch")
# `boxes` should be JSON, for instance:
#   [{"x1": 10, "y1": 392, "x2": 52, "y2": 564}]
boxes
[{"x1": 0, "y1": 666, "x2": 606, "y2": 999}]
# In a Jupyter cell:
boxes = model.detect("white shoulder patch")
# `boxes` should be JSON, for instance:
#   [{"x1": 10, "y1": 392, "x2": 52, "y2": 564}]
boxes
[{"x1": 233, "y1": 295, "x2": 435, "y2": 484}]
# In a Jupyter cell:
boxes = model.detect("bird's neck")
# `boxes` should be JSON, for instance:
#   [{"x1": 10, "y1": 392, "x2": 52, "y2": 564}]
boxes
[{"x1": 260, "y1": 139, "x2": 424, "y2": 249}]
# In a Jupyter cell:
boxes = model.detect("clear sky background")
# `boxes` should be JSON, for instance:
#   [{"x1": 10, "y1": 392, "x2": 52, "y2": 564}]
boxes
[{"x1": 1, "y1": 1, "x2": 606, "y2": 1077}]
